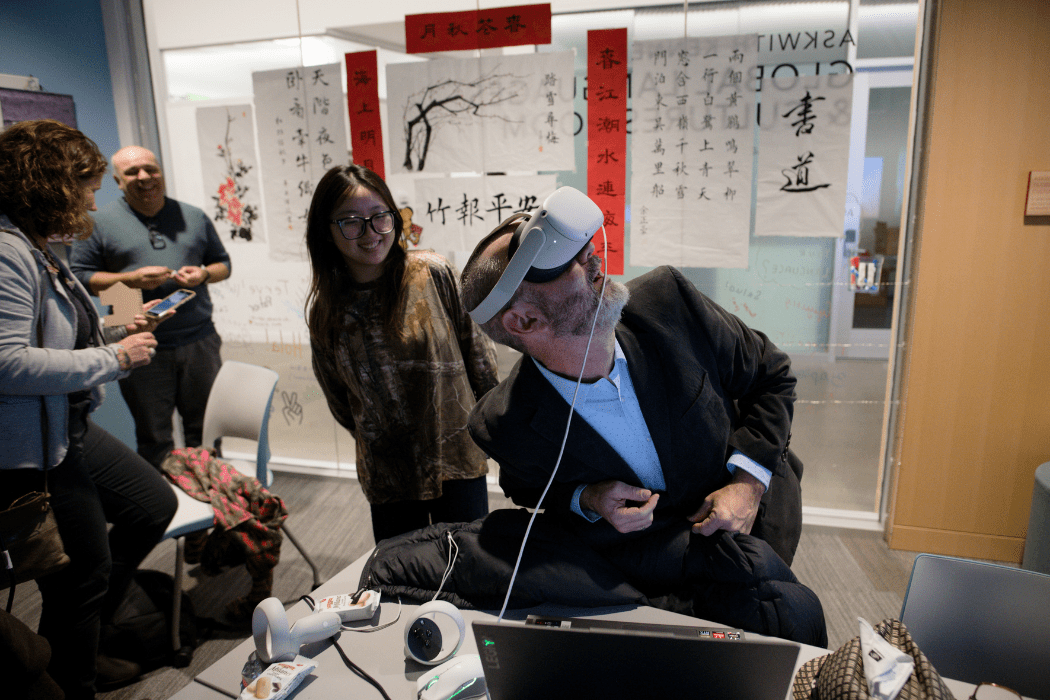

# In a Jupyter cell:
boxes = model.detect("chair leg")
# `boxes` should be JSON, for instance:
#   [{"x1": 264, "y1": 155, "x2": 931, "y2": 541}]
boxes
[
  {"x1": 282, "y1": 524, "x2": 323, "y2": 590},
  {"x1": 172, "y1": 536, "x2": 186, "y2": 653}
]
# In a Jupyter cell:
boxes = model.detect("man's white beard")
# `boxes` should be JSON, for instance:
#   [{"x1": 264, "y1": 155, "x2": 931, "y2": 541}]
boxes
[{"x1": 546, "y1": 256, "x2": 630, "y2": 338}]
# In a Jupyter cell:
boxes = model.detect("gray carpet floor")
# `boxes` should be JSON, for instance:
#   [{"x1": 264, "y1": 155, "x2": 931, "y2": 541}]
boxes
[{"x1": 9, "y1": 471, "x2": 931, "y2": 700}]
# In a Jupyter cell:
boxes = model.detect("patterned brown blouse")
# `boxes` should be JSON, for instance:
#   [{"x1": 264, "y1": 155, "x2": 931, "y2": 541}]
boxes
[{"x1": 311, "y1": 251, "x2": 499, "y2": 504}]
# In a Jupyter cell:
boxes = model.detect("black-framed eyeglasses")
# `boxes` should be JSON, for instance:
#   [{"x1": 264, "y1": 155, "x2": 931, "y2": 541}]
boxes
[
  {"x1": 330, "y1": 211, "x2": 396, "y2": 240},
  {"x1": 969, "y1": 682, "x2": 1023, "y2": 700},
  {"x1": 147, "y1": 223, "x2": 166, "y2": 250}
]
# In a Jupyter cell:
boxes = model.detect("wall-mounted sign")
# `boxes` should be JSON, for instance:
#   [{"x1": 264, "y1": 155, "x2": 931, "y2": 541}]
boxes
[
  {"x1": 1025, "y1": 171, "x2": 1050, "y2": 216},
  {"x1": 405, "y1": 3, "x2": 551, "y2": 54}
]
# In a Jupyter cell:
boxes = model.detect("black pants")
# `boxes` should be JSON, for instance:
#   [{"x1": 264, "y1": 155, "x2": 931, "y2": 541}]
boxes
[
  {"x1": 369, "y1": 476, "x2": 489, "y2": 544},
  {"x1": 118, "y1": 332, "x2": 222, "y2": 467},
  {"x1": 1, "y1": 420, "x2": 177, "y2": 699}
]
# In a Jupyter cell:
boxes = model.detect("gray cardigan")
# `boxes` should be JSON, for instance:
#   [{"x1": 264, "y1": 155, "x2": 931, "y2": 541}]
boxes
[{"x1": 0, "y1": 215, "x2": 129, "y2": 470}]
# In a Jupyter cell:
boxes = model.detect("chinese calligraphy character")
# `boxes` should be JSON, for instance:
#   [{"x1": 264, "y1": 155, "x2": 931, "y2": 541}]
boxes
[
  {"x1": 783, "y1": 91, "x2": 825, "y2": 136},
  {"x1": 780, "y1": 151, "x2": 831, "y2": 192},
  {"x1": 505, "y1": 14, "x2": 526, "y2": 32},
  {"x1": 427, "y1": 198, "x2": 450, "y2": 225},
  {"x1": 486, "y1": 193, "x2": 512, "y2": 221}
]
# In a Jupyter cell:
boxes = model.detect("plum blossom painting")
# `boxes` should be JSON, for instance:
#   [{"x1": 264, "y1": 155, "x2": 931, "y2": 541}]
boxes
[{"x1": 196, "y1": 105, "x2": 265, "y2": 243}]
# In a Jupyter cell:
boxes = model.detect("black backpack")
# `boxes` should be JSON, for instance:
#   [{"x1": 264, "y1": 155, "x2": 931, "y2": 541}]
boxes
[{"x1": 100, "y1": 570, "x2": 199, "y2": 669}]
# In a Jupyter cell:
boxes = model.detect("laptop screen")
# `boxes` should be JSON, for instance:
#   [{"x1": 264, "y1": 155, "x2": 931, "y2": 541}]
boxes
[{"x1": 473, "y1": 618, "x2": 800, "y2": 700}]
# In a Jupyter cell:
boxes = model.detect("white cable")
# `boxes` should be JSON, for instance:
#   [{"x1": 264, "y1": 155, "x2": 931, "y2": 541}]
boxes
[
  {"x1": 497, "y1": 226, "x2": 610, "y2": 622},
  {"x1": 432, "y1": 531, "x2": 459, "y2": 600}
]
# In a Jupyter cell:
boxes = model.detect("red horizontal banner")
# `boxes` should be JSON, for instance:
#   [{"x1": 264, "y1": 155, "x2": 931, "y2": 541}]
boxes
[
  {"x1": 587, "y1": 28, "x2": 628, "y2": 276},
  {"x1": 345, "y1": 51, "x2": 385, "y2": 179},
  {"x1": 405, "y1": 3, "x2": 551, "y2": 54}
]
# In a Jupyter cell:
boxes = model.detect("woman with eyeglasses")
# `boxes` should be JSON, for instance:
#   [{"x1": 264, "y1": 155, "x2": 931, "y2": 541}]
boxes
[
  {"x1": 0, "y1": 120, "x2": 177, "y2": 697},
  {"x1": 305, "y1": 164, "x2": 499, "y2": 543}
]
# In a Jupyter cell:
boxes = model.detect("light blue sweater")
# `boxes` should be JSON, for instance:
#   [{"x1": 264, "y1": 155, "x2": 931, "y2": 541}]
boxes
[{"x1": 0, "y1": 215, "x2": 129, "y2": 470}]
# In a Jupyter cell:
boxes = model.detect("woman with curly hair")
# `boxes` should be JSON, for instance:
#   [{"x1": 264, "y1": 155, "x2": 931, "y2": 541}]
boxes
[
  {"x1": 305, "y1": 164, "x2": 499, "y2": 543},
  {"x1": 0, "y1": 120, "x2": 177, "y2": 698}
]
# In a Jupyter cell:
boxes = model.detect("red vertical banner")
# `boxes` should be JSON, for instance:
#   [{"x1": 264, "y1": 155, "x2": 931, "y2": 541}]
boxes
[
  {"x1": 345, "y1": 51, "x2": 385, "y2": 180},
  {"x1": 587, "y1": 28, "x2": 627, "y2": 275}
]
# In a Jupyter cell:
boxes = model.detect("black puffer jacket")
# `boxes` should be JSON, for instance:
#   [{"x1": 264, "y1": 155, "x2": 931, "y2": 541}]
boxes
[{"x1": 359, "y1": 509, "x2": 828, "y2": 648}]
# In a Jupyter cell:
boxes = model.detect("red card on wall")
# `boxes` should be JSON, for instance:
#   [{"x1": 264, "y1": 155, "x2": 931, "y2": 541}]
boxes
[
  {"x1": 587, "y1": 28, "x2": 628, "y2": 275},
  {"x1": 405, "y1": 4, "x2": 551, "y2": 54},
  {"x1": 345, "y1": 51, "x2": 385, "y2": 179}
]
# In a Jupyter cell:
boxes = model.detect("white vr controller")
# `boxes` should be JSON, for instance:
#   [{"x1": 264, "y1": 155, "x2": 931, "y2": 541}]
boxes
[
  {"x1": 469, "y1": 186, "x2": 604, "y2": 324},
  {"x1": 404, "y1": 600, "x2": 466, "y2": 666},
  {"x1": 252, "y1": 597, "x2": 342, "y2": 664}
]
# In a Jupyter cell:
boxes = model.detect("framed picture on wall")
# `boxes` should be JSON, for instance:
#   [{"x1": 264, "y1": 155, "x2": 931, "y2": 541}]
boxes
[{"x1": 0, "y1": 87, "x2": 77, "y2": 128}]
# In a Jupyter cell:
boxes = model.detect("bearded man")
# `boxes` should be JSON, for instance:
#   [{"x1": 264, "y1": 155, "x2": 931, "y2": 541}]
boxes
[{"x1": 460, "y1": 199, "x2": 808, "y2": 588}]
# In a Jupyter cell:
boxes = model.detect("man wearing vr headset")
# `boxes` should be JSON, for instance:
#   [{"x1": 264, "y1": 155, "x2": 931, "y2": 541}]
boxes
[{"x1": 460, "y1": 188, "x2": 803, "y2": 573}]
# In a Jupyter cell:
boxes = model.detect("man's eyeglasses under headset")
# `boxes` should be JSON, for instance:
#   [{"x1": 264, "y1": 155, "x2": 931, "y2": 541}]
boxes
[
  {"x1": 330, "y1": 211, "x2": 396, "y2": 240},
  {"x1": 147, "y1": 223, "x2": 166, "y2": 250}
]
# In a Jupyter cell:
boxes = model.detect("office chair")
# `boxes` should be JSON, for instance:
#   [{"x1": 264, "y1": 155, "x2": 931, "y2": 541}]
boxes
[
  {"x1": 160, "y1": 360, "x2": 323, "y2": 657},
  {"x1": 900, "y1": 553, "x2": 1050, "y2": 699}
]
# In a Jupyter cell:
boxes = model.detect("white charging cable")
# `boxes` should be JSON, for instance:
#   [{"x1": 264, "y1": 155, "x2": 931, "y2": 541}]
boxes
[
  {"x1": 496, "y1": 226, "x2": 610, "y2": 622},
  {"x1": 433, "y1": 530, "x2": 459, "y2": 601}
]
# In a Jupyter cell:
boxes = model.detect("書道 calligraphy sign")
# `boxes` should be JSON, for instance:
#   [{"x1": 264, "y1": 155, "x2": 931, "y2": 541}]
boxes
[{"x1": 755, "y1": 72, "x2": 853, "y2": 237}]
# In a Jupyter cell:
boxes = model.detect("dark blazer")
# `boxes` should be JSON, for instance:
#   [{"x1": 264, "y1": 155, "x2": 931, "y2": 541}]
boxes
[{"x1": 469, "y1": 266, "x2": 803, "y2": 565}]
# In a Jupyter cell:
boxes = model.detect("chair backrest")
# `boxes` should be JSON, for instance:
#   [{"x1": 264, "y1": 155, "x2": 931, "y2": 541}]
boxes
[
  {"x1": 900, "y1": 553, "x2": 1050, "y2": 699},
  {"x1": 201, "y1": 360, "x2": 279, "y2": 484}
]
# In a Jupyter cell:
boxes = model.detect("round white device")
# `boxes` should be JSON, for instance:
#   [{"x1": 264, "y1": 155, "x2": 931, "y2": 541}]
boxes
[{"x1": 404, "y1": 600, "x2": 466, "y2": 665}]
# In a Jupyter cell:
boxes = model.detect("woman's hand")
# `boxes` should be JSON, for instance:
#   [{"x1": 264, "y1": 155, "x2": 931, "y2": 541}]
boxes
[
  {"x1": 113, "y1": 332, "x2": 158, "y2": 370},
  {"x1": 124, "y1": 299, "x2": 173, "y2": 335}
]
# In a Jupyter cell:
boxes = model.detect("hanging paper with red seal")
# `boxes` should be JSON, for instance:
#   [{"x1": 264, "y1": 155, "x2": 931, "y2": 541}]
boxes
[
  {"x1": 405, "y1": 3, "x2": 551, "y2": 54},
  {"x1": 345, "y1": 51, "x2": 385, "y2": 179},
  {"x1": 587, "y1": 28, "x2": 628, "y2": 275}
]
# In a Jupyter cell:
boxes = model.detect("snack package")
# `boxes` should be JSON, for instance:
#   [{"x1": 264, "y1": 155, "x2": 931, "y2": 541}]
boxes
[
  {"x1": 313, "y1": 590, "x2": 381, "y2": 623},
  {"x1": 239, "y1": 656, "x2": 317, "y2": 700}
]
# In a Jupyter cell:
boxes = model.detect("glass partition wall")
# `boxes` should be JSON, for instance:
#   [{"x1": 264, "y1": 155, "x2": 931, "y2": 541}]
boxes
[{"x1": 141, "y1": 0, "x2": 919, "y2": 527}]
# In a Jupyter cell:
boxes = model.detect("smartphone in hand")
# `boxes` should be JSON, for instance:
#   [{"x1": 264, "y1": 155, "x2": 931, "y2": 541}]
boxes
[{"x1": 146, "y1": 289, "x2": 196, "y2": 318}]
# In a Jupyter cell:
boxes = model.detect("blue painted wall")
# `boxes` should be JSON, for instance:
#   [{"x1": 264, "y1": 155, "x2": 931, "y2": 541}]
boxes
[{"x1": 1, "y1": 0, "x2": 137, "y2": 447}]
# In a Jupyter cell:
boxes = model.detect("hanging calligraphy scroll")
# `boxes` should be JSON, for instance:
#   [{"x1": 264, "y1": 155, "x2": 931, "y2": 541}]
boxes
[
  {"x1": 629, "y1": 35, "x2": 757, "y2": 269},
  {"x1": 413, "y1": 175, "x2": 558, "y2": 252},
  {"x1": 387, "y1": 51, "x2": 573, "y2": 175},
  {"x1": 755, "y1": 72, "x2": 853, "y2": 237},
  {"x1": 196, "y1": 104, "x2": 265, "y2": 244},
  {"x1": 587, "y1": 28, "x2": 627, "y2": 275},
  {"x1": 405, "y1": 3, "x2": 551, "y2": 54},
  {"x1": 252, "y1": 63, "x2": 349, "y2": 261},
  {"x1": 345, "y1": 51, "x2": 385, "y2": 179}
]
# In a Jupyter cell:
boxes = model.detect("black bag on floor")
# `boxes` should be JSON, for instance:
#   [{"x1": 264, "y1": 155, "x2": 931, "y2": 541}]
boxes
[{"x1": 100, "y1": 570, "x2": 199, "y2": 669}]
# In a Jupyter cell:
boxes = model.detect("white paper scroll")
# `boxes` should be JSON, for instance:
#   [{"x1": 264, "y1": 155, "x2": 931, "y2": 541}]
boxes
[
  {"x1": 629, "y1": 36, "x2": 757, "y2": 269},
  {"x1": 195, "y1": 104, "x2": 266, "y2": 245},
  {"x1": 412, "y1": 175, "x2": 558, "y2": 253},
  {"x1": 387, "y1": 52, "x2": 574, "y2": 175},
  {"x1": 252, "y1": 64, "x2": 349, "y2": 261},
  {"x1": 756, "y1": 72, "x2": 853, "y2": 237}
]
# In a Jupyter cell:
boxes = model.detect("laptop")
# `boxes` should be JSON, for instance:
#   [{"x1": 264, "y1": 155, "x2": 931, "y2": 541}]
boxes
[{"x1": 473, "y1": 617, "x2": 800, "y2": 700}]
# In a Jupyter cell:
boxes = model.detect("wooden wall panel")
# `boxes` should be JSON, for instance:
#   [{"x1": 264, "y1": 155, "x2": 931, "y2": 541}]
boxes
[{"x1": 888, "y1": 0, "x2": 1050, "y2": 560}]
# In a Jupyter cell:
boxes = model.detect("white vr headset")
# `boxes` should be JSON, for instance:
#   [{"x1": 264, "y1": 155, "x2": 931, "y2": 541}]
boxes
[{"x1": 468, "y1": 186, "x2": 605, "y2": 324}]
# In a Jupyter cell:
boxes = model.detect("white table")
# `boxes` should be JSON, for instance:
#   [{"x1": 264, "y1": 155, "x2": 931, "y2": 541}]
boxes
[{"x1": 170, "y1": 551, "x2": 1009, "y2": 700}]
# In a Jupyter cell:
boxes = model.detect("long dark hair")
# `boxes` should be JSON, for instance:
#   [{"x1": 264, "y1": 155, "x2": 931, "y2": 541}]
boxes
[
  {"x1": 0, "y1": 119, "x2": 106, "y2": 240},
  {"x1": 304, "y1": 164, "x2": 407, "y2": 354}
]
